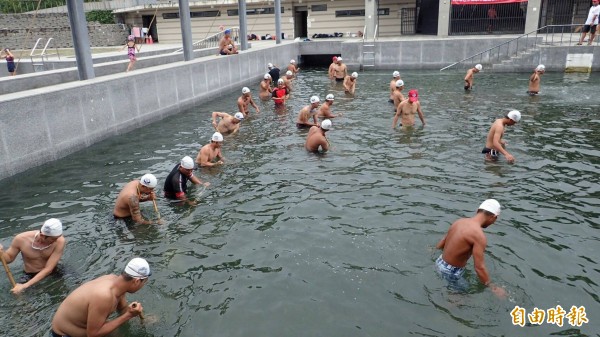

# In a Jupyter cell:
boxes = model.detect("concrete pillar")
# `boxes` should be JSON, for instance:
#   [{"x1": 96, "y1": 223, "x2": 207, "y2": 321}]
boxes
[
  {"x1": 275, "y1": 0, "x2": 282, "y2": 44},
  {"x1": 66, "y1": 0, "x2": 94, "y2": 80},
  {"x1": 179, "y1": 0, "x2": 193, "y2": 61},
  {"x1": 525, "y1": 0, "x2": 542, "y2": 33},
  {"x1": 364, "y1": 0, "x2": 378, "y2": 39},
  {"x1": 438, "y1": 0, "x2": 450, "y2": 37},
  {"x1": 238, "y1": 0, "x2": 248, "y2": 50}
]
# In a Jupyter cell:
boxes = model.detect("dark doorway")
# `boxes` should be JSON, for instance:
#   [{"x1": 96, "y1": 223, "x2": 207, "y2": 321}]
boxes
[
  {"x1": 416, "y1": 0, "x2": 439, "y2": 35},
  {"x1": 142, "y1": 15, "x2": 158, "y2": 43},
  {"x1": 294, "y1": 6, "x2": 308, "y2": 38}
]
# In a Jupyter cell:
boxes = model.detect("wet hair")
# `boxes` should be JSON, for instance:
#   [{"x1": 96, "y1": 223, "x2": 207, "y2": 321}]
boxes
[
  {"x1": 477, "y1": 209, "x2": 496, "y2": 217},
  {"x1": 122, "y1": 272, "x2": 135, "y2": 281}
]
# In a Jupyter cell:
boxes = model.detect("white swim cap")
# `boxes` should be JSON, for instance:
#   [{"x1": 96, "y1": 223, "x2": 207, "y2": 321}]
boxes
[
  {"x1": 396, "y1": 79, "x2": 404, "y2": 87},
  {"x1": 41, "y1": 218, "x2": 63, "y2": 237},
  {"x1": 180, "y1": 156, "x2": 194, "y2": 170},
  {"x1": 212, "y1": 132, "x2": 224, "y2": 142},
  {"x1": 290, "y1": 59, "x2": 295, "y2": 64},
  {"x1": 310, "y1": 95, "x2": 320, "y2": 104},
  {"x1": 277, "y1": 78, "x2": 284, "y2": 84},
  {"x1": 507, "y1": 110, "x2": 521, "y2": 122},
  {"x1": 234, "y1": 112, "x2": 245, "y2": 120},
  {"x1": 536, "y1": 64, "x2": 545, "y2": 71},
  {"x1": 393, "y1": 71, "x2": 400, "y2": 78},
  {"x1": 475, "y1": 64, "x2": 482, "y2": 71},
  {"x1": 321, "y1": 119, "x2": 332, "y2": 130},
  {"x1": 124, "y1": 257, "x2": 151, "y2": 278},
  {"x1": 264, "y1": 73, "x2": 271, "y2": 79},
  {"x1": 326, "y1": 94, "x2": 334, "y2": 101},
  {"x1": 351, "y1": 72, "x2": 358, "y2": 78},
  {"x1": 140, "y1": 174, "x2": 157, "y2": 188},
  {"x1": 336, "y1": 57, "x2": 342, "y2": 61},
  {"x1": 478, "y1": 199, "x2": 501, "y2": 216},
  {"x1": 286, "y1": 70, "x2": 293, "y2": 76},
  {"x1": 267, "y1": 63, "x2": 273, "y2": 68},
  {"x1": 242, "y1": 87, "x2": 250, "y2": 94}
]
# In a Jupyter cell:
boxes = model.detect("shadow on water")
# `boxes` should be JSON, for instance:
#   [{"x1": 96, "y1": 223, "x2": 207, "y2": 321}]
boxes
[{"x1": 0, "y1": 69, "x2": 598, "y2": 336}]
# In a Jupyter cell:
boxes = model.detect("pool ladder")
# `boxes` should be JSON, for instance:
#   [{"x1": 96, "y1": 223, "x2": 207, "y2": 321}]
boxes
[
  {"x1": 361, "y1": 24, "x2": 377, "y2": 70},
  {"x1": 30, "y1": 37, "x2": 61, "y2": 72}
]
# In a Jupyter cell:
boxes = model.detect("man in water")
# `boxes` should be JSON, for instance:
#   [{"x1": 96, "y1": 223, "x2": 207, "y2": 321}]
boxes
[
  {"x1": 318, "y1": 94, "x2": 342, "y2": 119},
  {"x1": 268, "y1": 63, "x2": 280, "y2": 84},
  {"x1": 392, "y1": 89, "x2": 425, "y2": 128},
  {"x1": 283, "y1": 70, "x2": 294, "y2": 92},
  {"x1": 482, "y1": 110, "x2": 521, "y2": 163},
  {"x1": 271, "y1": 79, "x2": 289, "y2": 106},
  {"x1": 0, "y1": 218, "x2": 65, "y2": 294},
  {"x1": 333, "y1": 57, "x2": 347, "y2": 82},
  {"x1": 259, "y1": 73, "x2": 272, "y2": 101},
  {"x1": 464, "y1": 64, "x2": 482, "y2": 90},
  {"x1": 113, "y1": 174, "x2": 160, "y2": 225},
  {"x1": 389, "y1": 71, "x2": 401, "y2": 102},
  {"x1": 328, "y1": 56, "x2": 338, "y2": 80},
  {"x1": 296, "y1": 96, "x2": 321, "y2": 128},
  {"x1": 527, "y1": 64, "x2": 545, "y2": 95},
  {"x1": 212, "y1": 111, "x2": 244, "y2": 135},
  {"x1": 287, "y1": 59, "x2": 300, "y2": 75},
  {"x1": 163, "y1": 156, "x2": 210, "y2": 203},
  {"x1": 343, "y1": 72, "x2": 358, "y2": 95},
  {"x1": 218, "y1": 29, "x2": 238, "y2": 55},
  {"x1": 51, "y1": 258, "x2": 150, "y2": 337},
  {"x1": 305, "y1": 119, "x2": 332, "y2": 153},
  {"x1": 435, "y1": 199, "x2": 507, "y2": 298},
  {"x1": 237, "y1": 87, "x2": 259, "y2": 117},
  {"x1": 196, "y1": 132, "x2": 225, "y2": 167},
  {"x1": 391, "y1": 79, "x2": 405, "y2": 111}
]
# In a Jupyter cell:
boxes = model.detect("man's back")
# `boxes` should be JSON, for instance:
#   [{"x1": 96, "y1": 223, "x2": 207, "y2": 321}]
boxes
[
  {"x1": 305, "y1": 127, "x2": 328, "y2": 152},
  {"x1": 52, "y1": 275, "x2": 119, "y2": 336},
  {"x1": 441, "y1": 218, "x2": 485, "y2": 268}
]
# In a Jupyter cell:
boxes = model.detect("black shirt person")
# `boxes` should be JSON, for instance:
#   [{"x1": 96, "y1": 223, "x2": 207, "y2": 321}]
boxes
[{"x1": 163, "y1": 156, "x2": 209, "y2": 203}]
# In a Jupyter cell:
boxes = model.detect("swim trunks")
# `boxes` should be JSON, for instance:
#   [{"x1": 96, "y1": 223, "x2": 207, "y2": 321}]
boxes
[
  {"x1": 296, "y1": 123, "x2": 312, "y2": 129},
  {"x1": 19, "y1": 272, "x2": 38, "y2": 283},
  {"x1": 526, "y1": 90, "x2": 538, "y2": 96},
  {"x1": 335, "y1": 77, "x2": 344, "y2": 82},
  {"x1": 482, "y1": 147, "x2": 499, "y2": 160},
  {"x1": 219, "y1": 50, "x2": 228, "y2": 55},
  {"x1": 435, "y1": 255, "x2": 469, "y2": 291},
  {"x1": 6, "y1": 56, "x2": 15, "y2": 73},
  {"x1": 50, "y1": 329, "x2": 71, "y2": 337},
  {"x1": 388, "y1": 99, "x2": 394, "y2": 103},
  {"x1": 464, "y1": 85, "x2": 471, "y2": 90}
]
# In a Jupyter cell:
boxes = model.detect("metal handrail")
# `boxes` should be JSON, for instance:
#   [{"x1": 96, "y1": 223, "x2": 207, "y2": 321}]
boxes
[
  {"x1": 41, "y1": 37, "x2": 61, "y2": 61},
  {"x1": 374, "y1": 24, "x2": 378, "y2": 41},
  {"x1": 174, "y1": 27, "x2": 240, "y2": 53},
  {"x1": 440, "y1": 24, "x2": 593, "y2": 71},
  {"x1": 362, "y1": 25, "x2": 366, "y2": 42},
  {"x1": 30, "y1": 38, "x2": 43, "y2": 57}
]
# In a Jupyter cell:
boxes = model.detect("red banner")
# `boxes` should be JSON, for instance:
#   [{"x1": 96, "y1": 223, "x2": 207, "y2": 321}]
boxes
[{"x1": 452, "y1": 0, "x2": 527, "y2": 4}]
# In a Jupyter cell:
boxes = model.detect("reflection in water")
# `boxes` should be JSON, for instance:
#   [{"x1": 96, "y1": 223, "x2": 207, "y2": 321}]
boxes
[{"x1": 0, "y1": 70, "x2": 598, "y2": 336}]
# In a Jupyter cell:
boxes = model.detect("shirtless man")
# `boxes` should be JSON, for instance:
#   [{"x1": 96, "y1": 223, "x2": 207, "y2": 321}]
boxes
[
  {"x1": 318, "y1": 94, "x2": 342, "y2": 119},
  {"x1": 271, "y1": 79, "x2": 289, "y2": 106},
  {"x1": 50, "y1": 258, "x2": 150, "y2": 337},
  {"x1": 237, "y1": 87, "x2": 260, "y2": 117},
  {"x1": 218, "y1": 29, "x2": 238, "y2": 55},
  {"x1": 527, "y1": 64, "x2": 545, "y2": 96},
  {"x1": 328, "y1": 56, "x2": 338, "y2": 80},
  {"x1": 343, "y1": 72, "x2": 358, "y2": 95},
  {"x1": 464, "y1": 64, "x2": 482, "y2": 90},
  {"x1": 482, "y1": 110, "x2": 521, "y2": 163},
  {"x1": 296, "y1": 96, "x2": 320, "y2": 129},
  {"x1": 392, "y1": 89, "x2": 426, "y2": 128},
  {"x1": 333, "y1": 57, "x2": 347, "y2": 82},
  {"x1": 212, "y1": 111, "x2": 244, "y2": 135},
  {"x1": 389, "y1": 71, "x2": 401, "y2": 102},
  {"x1": 259, "y1": 73, "x2": 272, "y2": 100},
  {"x1": 113, "y1": 174, "x2": 160, "y2": 225},
  {"x1": 305, "y1": 119, "x2": 332, "y2": 153},
  {"x1": 391, "y1": 79, "x2": 405, "y2": 111},
  {"x1": 287, "y1": 59, "x2": 299, "y2": 75},
  {"x1": 196, "y1": 132, "x2": 224, "y2": 167},
  {"x1": 0, "y1": 218, "x2": 65, "y2": 294},
  {"x1": 435, "y1": 199, "x2": 507, "y2": 298},
  {"x1": 283, "y1": 70, "x2": 294, "y2": 92}
]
